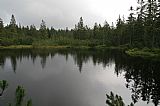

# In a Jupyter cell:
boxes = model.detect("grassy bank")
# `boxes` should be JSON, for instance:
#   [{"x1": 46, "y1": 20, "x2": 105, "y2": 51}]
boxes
[
  {"x1": 1, "y1": 45, "x2": 160, "y2": 59},
  {"x1": 0, "y1": 44, "x2": 126, "y2": 50},
  {"x1": 0, "y1": 45, "x2": 70, "y2": 49},
  {"x1": 125, "y1": 48, "x2": 160, "y2": 58},
  {"x1": 0, "y1": 45, "x2": 33, "y2": 49}
]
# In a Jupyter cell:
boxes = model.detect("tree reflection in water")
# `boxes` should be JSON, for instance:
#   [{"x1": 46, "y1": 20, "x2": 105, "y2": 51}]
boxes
[{"x1": 0, "y1": 48, "x2": 160, "y2": 105}]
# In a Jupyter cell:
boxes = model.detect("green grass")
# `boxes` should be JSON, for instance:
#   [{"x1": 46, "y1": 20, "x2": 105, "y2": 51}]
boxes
[
  {"x1": 0, "y1": 45, "x2": 32, "y2": 49},
  {"x1": 125, "y1": 48, "x2": 160, "y2": 58},
  {"x1": 0, "y1": 45, "x2": 70, "y2": 49}
]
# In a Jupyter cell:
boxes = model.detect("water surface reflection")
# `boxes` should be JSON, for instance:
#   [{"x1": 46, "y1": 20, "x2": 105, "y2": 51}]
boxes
[{"x1": 0, "y1": 49, "x2": 160, "y2": 106}]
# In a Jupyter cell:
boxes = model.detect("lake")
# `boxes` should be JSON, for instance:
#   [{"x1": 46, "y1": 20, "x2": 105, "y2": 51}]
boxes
[{"x1": 0, "y1": 48, "x2": 159, "y2": 106}]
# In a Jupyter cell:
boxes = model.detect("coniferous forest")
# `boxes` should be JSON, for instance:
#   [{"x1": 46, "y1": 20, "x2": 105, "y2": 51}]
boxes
[{"x1": 0, "y1": 0, "x2": 160, "y2": 49}]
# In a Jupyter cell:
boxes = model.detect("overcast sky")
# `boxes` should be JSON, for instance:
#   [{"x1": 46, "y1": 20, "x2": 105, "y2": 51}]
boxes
[{"x1": 0, "y1": 0, "x2": 137, "y2": 29}]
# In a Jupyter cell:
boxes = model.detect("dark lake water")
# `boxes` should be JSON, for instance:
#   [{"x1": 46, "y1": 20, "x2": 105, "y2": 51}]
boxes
[{"x1": 0, "y1": 49, "x2": 160, "y2": 106}]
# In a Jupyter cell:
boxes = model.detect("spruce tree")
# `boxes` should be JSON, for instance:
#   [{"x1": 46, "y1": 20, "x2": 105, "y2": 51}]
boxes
[
  {"x1": 0, "y1": 18, "x2": 4, "y2": 36},
  {"x1": 10, "y1": 14, "x2": 16, "y2": 27},
  {"x1": 78, "y1": 17, "x2": 84, "y2": 30},
  {"x1": 76, "y1": 17, "x2": 86, "y2": 39},
  {"x1": 9, "y1": 14, "x2": 17, "y2": 34},
  {"x1": 0, "y1": 18, "x2": 3, "y2": 29},
  {"x1": 127, "y1": 6, "x2": 136, "y2": 46},
  {"x1": 39, "y1": 20, "x2": 48, "y2": 38}
]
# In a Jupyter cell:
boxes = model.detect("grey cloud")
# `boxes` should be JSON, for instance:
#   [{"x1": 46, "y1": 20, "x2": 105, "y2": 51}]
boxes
[
  {"x1": 0, "y1": 0, "x2": 137, "y2": 29},
  {"x1": 0, "y1": 0, "x2": 101, "y2": 29}
]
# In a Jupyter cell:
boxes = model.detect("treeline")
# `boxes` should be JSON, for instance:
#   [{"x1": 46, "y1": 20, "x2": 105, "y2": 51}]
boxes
[
  {"x1": 0, "y1": 15, "x2": 73, "y2": 46},
  {"x1": 1, "y1": 0, "x2": 160, "y2": 48}
]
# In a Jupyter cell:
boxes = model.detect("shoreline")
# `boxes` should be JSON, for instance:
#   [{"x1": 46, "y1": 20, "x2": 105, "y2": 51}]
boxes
[
  {"x1": 0, "y1": 45, "x2": 70, "y2": 49},
  {"x1": 0, "y1": 45, "x2": 125, "y2": 50},
  {"x1": 1, "y1": 45, "x2": 160, "y2": 58}
]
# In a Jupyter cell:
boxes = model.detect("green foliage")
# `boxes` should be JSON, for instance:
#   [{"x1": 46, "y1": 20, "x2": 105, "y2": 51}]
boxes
[
  {"x1": 15, "y1": 86, "x2": 25, "y2": 106},
  {"x1": 0, "y1": 80, "x2": 32, "y2": 106},
  {"x1": 32, "y1": 37, "x2": 102, "y2": 47},
  {"x1": 39, "y1": 20, "x2": 48, "y2": 38},
  {"x1": 126, "y1": 48, "x2": 160, "y2": 58},
  {"x1": 106, "y1": 91, "x2": 134, "y2": 106},
  {"x1": 26, "y1": 99, "x2": 32, "y2": 106},
  {"x1": 0, "y1": 80, "x2": 9, "y2": 96},
  {"x1": 0, "y1": 18, "x2": 3, "y2": 30},
  {"x1": 106, "y1": 91, "x2": 125, "y2": 106}
]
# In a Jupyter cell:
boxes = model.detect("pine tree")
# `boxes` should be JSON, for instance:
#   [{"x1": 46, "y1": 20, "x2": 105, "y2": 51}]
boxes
[
  {"x1": 75, "y1": 17, "x2": 86, "y2": 39},
  {"x1": 0, "y1": 18, "x2": 3, "y2": 29},
  {"x1": 9, "y1": 14, "x2": 17, "y2": 34},
  {"x1": 39, "y1": 20, "x2": 48, "y2": 38},
  {"x1": 0, "y1": 18, "x2": 4, "y2": 36},
  {"x1": 78, "y1": 17, "x2": 84, "y2": 30},
  {"x1": 155, "y1": 0, "x2": 160, "y2": 47},
  {"x1": 127, "y1": 6, "x2": 136, "y2": 46},
  {"x1": 10, "y1": 14, "x2": 16, "y2": 27},
  {"x1": 29, "y1": 25, "x2": 38, "y2": 38},
  {"x1": 103, "y1": 21, "x2": 110, "y2": 39},
  {"x1": 40, "y1": 20, "x2": 46, "y2": 30},
  {"x1": 93, "y1": 22, "x2": 99, "y2": 38},
  {"x1": 144, "y1": 0, "x2": 157, "y2": 47},
  {"x1": 116, "y1": 15, "x2": 125, "y2": 45}
]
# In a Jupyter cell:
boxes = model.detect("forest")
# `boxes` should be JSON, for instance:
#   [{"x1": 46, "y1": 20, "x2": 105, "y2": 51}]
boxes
[{"x1": 0, "y1": 0, "x2": 160, "y2": 49}]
